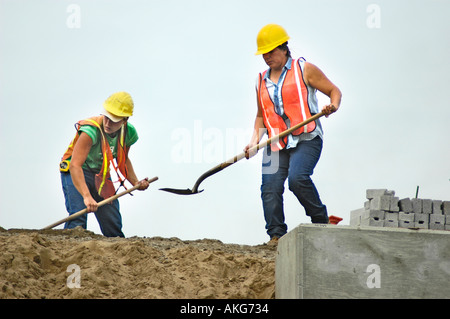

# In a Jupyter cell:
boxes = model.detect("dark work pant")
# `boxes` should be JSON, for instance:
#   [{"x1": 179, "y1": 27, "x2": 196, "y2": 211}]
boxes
[
  {"x1": 61, "y1": 170, "x2": 125, "y2": 237},
  {"x1": 261, "y1": 136, "x2": 328, "y2": 238}
]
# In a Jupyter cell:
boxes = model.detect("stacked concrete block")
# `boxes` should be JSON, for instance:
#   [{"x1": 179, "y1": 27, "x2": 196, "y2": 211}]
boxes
[
  {"x1": 399, "y1": 211, "x2": 415, "y2": 228},
  {"x1": 430, "y1": 214, "x2": 445, "y2": 230},
  {"x1": 414, "y1": 212, "x2": 429, "y2": 229},
  {"x1": 422, "y1": 199, "x2": 432, "y2": 214},
  {"x1": 428, "y1": 200, "x2": 447, "y2": 230},
  {"x1": 414, "y1": 198, "x2": 447, "y2": 230},
  {"x1": 360, "y1": 210, "x2": 384, "y2": 227},
  {"x1": 350, "y1": 189, "x2": 396, "y2": 227},
  {"x1": 433, "y1": 200, "x2": 442, "y2": 214},
  {"x1": 442, "y1": 201, "x2": 450, "y2": 215},
  {"x1": 443, "y1": 201, "x2": 450, "y2": 231},
  {"x1": 398, "y1": 198, "x2": 413, "y2": 212},
  {"x1": 397, "y1": 198, "x2": 420, "y2": 228},
  {"x1": 366, "y1": 189, "x2": 393, "y2": 199},
  {"x1": 384, "y1": 212, "x2": 399, "y2": 227},
  {"x1": 350, "y1": 189, "x2": 450, "y2": 232},
  {"x1": 407, "y1": 198, "x2": 428, "y2": 229},
  {"x1": 411, "y1": 198, "x2": 422, "y2": 214}
]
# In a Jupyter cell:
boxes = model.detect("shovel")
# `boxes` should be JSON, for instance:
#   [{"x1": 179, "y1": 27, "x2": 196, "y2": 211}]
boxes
[
  {"x1": 42, "y1": 176, "x2": 158, "y2": 230},
  {"x1": 160, "y1": 112, "x2": 326, "y2": 195}
]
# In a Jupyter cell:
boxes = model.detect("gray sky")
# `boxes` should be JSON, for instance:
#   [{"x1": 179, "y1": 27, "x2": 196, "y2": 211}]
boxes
[{"x1": 1, "y1": 0, "x2": 449, "y2": 245}]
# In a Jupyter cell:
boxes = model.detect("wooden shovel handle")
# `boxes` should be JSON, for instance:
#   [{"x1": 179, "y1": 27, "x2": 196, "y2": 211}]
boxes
[
  {"x1": 42, "y1": 176, "x2": 158, "y2": 230},
  {"x1": 230, "y1": 111, "x2": 325, "y2": 164},
  {"x1": 190, "y1": 112, "x2": 326, "y2": 192}
]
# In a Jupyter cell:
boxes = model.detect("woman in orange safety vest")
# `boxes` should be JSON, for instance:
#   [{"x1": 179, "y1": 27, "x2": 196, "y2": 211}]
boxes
[{"x1": 244, "y1": 24, "x2": 342, "y2": 245}]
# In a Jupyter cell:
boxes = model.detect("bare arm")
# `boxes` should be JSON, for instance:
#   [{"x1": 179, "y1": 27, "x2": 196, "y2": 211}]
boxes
[
  {"x1": 304, "y1": 62, "x2": 342, "y2": 116},
  {"x1": 244, "y1": 96, "x2": 267, "y2": 159},
  {"x1": 125, "y1": 157, "x2": 150, "y2": 190},
  {"x1": 69, "y1": 132, "x2": 98, "y2": 212}
]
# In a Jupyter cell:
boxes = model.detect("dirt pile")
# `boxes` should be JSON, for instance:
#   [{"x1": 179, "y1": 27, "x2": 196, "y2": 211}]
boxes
[{"x1": 0, "y1": 227, "x2": 275, "y2": 299}]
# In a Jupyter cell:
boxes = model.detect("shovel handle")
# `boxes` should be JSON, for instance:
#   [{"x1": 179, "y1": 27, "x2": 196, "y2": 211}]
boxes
[
  {"x1": 42, "y1": 176, "x2": 158, "y2": 230},
  {"x1": 251, "y1": 111, "x2": 325, "y2": 155},
  {"x1": 189, "y1": 112, "x2": 326, "y2": 192},
  {"x1": 231, "y1": 111, "x2": 325, "y2": 164}
]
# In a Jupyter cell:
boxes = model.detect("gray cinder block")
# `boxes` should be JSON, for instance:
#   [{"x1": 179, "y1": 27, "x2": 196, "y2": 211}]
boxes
[
  {"x1": 351, "y1": 190, "x2": 448, "y2": 232},
  {"x1": 370, "y1": 196, "x2": 392, "y2": 211},
  {"x1": 384, "y1": 220, "x2": 398, "y2": 227},
  {"x1": 398, "y1": 198, "x2": 413, "y2": 213},
  {"x1": 350, "y1": 208, "x2": 365, "y2": 226},
  {"x1": 386, "y1": 190, "x2": 396, "y2": 196},
  {"x1": 411, "y1": 198, "x2": 422, "y2": 214},
  {"x1": 361, "y1": 210, "x2": 385, "y2": 220},
  {"x1": 384, "y1": 212, "x2": 399, "y2": 227},
  {"x1": 429, "y1": 214, "x2": 445, "y2": 231},
  {"x1": 430, "y1": 223, "x2": 445, "y2": 230},
  {"x1": 360, "y1": 210, "x2": 385, "y2": 227},
  {"x1": 399, "y1": 212, "x2": 415, "y2": 222},
  {"x1": 422, "y1": 199, "x2": 432, "y2": 214},
  {"x1": 390, "y1": 197, "x2": 400, "y2": 212},
  {"x1": 385, "y1": 212, "x2": 399, "y2": 222},
  {"x1": 430, "y1": 214, "x2": 445, "y2": 225},
  {"x1": 443, "y1": 201, "x2": 450, "y2": 215},
  {"x1": 415, "y1": 213, "x2": 429, "y2": 229},
  {"x1": 432, "y1": 200, "x2": 443, "y2": 214},
  {"x1": 399, "y1": 220, "x2": 414, "y2": 228},
  {"x1": 361, "y1": 218, "x2": 384, "y2": 227},
  {"x1": 366, "y1": 189, "x2": 388, "y2": 199}
]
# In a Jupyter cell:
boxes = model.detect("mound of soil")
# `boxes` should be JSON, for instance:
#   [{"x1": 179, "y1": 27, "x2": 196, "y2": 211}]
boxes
[{"x1": 0, "y1": 227, "x2": 275, "y2": 299}]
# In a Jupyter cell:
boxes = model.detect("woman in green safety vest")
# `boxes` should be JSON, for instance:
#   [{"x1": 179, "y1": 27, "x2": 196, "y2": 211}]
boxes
[{"x1": 60, "y1": 91, "x2": 150, "y2": 237}]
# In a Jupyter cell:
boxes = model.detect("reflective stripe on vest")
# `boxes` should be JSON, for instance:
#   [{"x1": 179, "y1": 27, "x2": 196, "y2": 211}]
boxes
[
  {"x1": 257, "y1": 58, "x2": 316, "y2": 151},
  {"x1": 61, "y1": 116, "x2": 129, "y2": 197}
]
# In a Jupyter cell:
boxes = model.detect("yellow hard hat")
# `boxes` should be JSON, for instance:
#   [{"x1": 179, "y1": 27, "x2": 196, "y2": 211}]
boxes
[
  {"x1": 255, "y1": 24, "x2": 290, "y2": 55},
  {"x1": 103, "y1": 91, "x2": 134, "y2": 122}
]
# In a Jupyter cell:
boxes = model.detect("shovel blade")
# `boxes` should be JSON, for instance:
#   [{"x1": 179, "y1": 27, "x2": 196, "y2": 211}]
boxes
[{"x1": 159, "y1": 188, "x2": 204, "y2": 195}]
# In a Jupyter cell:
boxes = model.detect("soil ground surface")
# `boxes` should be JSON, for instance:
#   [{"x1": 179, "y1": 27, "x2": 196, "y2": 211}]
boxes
[{"x1": 0, "y1": 226, "x2": 276, "y2": 299}]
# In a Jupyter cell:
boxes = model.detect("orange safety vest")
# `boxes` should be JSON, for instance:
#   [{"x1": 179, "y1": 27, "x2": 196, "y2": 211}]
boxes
[
  {"x1": 61, "y1": 116, "x2": 129, "y2": 199},
  {"x1": 257, "y1": 58, "x2": 316, "y2": 151}
]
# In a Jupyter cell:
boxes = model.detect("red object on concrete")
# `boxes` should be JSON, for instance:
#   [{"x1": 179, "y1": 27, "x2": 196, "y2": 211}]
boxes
[{"x1": 329, "y1": 215, "x2": 343, "y2": 225}]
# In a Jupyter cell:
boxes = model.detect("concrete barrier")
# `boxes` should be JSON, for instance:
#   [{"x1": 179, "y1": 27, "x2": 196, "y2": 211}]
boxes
[{"x1": 275, "y1": 224, "x2": 450, "y2": 298}]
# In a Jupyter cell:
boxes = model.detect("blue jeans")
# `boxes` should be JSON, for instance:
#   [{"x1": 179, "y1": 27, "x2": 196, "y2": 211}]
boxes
[
  {"x1": 261, "y1": 136, "x2": 328, "y2": 238},
  {"x1": 61, "y1": 170, "x2": 125, "y2": 237}
]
